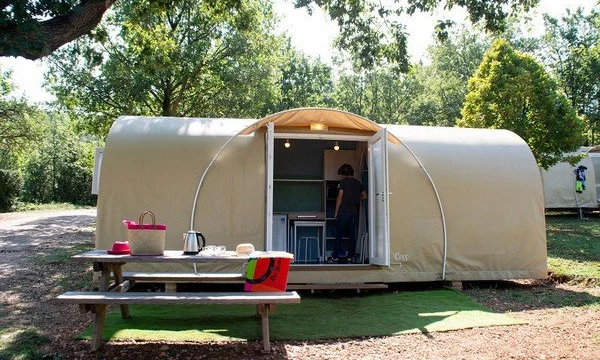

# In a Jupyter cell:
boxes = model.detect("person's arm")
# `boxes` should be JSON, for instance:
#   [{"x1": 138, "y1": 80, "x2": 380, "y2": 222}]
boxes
[{"x1": 335, "y1": 190, "x2": 343, "y2": 218}]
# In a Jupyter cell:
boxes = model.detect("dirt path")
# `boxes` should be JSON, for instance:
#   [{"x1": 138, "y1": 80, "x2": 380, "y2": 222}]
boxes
[
  {"x1": 0, "y1": 210, "x2": 598, "y2": 359},
  {"x1": 0, "y1": 209, "x2": 96, "y2": 250}
]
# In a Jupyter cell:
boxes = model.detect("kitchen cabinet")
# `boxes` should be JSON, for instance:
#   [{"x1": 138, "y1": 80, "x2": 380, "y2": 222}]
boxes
[{"x1": 323, "y1": 150, "x2": 359, "y2": 180}]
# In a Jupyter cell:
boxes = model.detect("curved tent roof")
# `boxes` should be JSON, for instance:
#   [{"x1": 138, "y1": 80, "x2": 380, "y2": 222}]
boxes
[
  {"x1": 240, "y1": 108, "x2": 400, "y2": 143},
  {"x1": 240, "y1": 108, "x2": 379, "y2": 134}
]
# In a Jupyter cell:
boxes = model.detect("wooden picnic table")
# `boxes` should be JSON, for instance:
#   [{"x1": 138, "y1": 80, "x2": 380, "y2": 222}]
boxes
[{"x1": 58, "y1": 249, "x2": 300, "y2": 352}]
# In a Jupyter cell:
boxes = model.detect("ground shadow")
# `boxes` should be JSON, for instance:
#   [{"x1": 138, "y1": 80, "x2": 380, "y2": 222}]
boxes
[
  {"x1": 0, "y1": 328, "x2": 49, "y2": 360},
  {"x1": 0, "y1": 214, "x2": 96, "y2": 251},
  {"x1": 82, "y1": 340, "x2": 293, "y2": 359},
  {"x1": 462, "y1": 279, "x2": 599, "y2": 312}
]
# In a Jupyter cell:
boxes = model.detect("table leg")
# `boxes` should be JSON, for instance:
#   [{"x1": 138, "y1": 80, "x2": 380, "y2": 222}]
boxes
[
  {"x1": 112, "y1": 264, "x2": 131, "y2": 319},
  {"x1": 98, "y1": 265, "x2": 111, "y2": 292},
  {"x1": 90, "y1": 304, "x2": 107, "y2": 351},
  {"x1": 258, "y1": 304, "x2": 272, "y2": 353}
]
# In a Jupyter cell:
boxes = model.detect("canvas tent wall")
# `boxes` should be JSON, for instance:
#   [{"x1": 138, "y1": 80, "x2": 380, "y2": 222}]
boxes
[
  {"x1": 96, "y1": 108, "x2": 547, "y2": 283},
  {"x1": 541, "y1": 147, "x2": 600, "y2": 209}
]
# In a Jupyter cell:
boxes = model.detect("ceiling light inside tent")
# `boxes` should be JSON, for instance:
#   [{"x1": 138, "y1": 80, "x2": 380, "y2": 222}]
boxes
[
  {"x1": 333, "y1": 141, "x2": 340, "y2": 151},
  {"x1": 310, "y1": 123, "x2": 328, "y2": 131},
  {"x1": 284, "y1": 139, "x2": 291, "y2": 148}
]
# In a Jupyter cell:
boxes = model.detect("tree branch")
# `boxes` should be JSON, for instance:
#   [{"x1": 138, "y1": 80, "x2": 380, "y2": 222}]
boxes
[{"x1": 1, "y1": 0, "x2": 117, "y2": 60}]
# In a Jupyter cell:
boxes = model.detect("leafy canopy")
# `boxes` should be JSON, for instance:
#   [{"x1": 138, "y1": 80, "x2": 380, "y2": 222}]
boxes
[
  {"x1": 333, "y1": 68, "x2": 406, "y2": 124},
  {"x1": 2, "y1": 0, "x2": 539, "y2": 71},
  {"x1": 539, "y1": 7, "x2": 600, "y2": 144},
  {"x1": 0, "y1": 68, "x2": 43, "y2": 161},
  {"x1": 459, "y1": 39, "x2": 584, "y2": 169},
  {"x1": 331, "y1": 24, "x2": 488, "y2": 126},
  {"x1": 46, "y1": 0, "x2": 284, "y2": 137},
  {"x1": 271, "y1": 48, "x2": 335, "y2": 112},
  {"x1": 401, "y1": 25, "x2": 488, "y2": 126}
]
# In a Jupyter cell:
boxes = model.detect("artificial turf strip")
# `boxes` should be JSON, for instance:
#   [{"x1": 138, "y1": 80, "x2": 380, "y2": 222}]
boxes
[{"x1": 78, "y1": 289, "x2": 525, "y2": 342}]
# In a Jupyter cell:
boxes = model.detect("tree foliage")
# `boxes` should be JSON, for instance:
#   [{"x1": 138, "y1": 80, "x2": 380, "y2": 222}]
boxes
[
  {"x1": 0, "y1": 168, "x2": 21, "y2": 211},
  {"x1": 46, "y1": 0, "x2": 284, "y2": 137},
  {"x1": 397, "y1": 64, "x2": 462, "y2": 126},
  {"x1": 269, "y1": 48, "x2": 335, "y2": 112},
  {"x1": 459, "y1": 39, "x2": 584, "y2": 169},
  {"x1": 0, "y1": 68, "x2": 43, "y2": 157},
  {"x1": 2, "y1": 0, "x2": 539, "y2": 71},
  {"x1": 539, "y1": 7, "x2": 600, "y2": 144},
  {"x1": 332, "y1": 25, "x2": 488, "y2": 126},
  {"x1": 296, "y1": 0, "x2": 538, "y2": 70},
  {"x1": 401, "y1": 26, "x2": 488, "y2": 126},
  {"x1": 0, "y1": 68, "x2": 40, "y2": 210},
  {"x1": 333, "y1": 68, "x2": 406, "y2": 124},
  {"x1": 20, "y1": 112, "x2": 98, "y2": 205}
]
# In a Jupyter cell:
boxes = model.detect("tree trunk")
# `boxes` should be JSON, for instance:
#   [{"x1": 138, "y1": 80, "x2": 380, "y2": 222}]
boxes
[{"x1": 162, "y1": 79, "x2": 173, "y2": 116}]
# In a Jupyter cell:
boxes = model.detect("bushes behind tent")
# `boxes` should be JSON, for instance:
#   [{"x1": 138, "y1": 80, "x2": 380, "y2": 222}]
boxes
[
  {"x1": 0, "y1": 101, "x2": 100, "y2": 211},
  {"x1": 0, "y1": 169, "x2": 23, "y2": 212},
  {"x1": 0, "y1": 148, "x2": 97, "y2": 211},
  {"x1": 20, "y1": 140, "x2": 97, "y2": 207},
  {"x1": 3, "y1": 112, "x2": 100, "y2": 209}
]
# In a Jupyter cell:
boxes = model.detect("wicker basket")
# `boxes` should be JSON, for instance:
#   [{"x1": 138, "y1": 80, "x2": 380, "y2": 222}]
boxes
[{"x1": 126, "y1": 211, "x2": 166, "y2": 255}]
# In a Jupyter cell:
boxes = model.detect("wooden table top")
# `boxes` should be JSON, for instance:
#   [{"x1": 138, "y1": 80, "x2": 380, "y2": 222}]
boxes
[{"x1": 73, "y1": 250, "x2": 294, "y2": 263}]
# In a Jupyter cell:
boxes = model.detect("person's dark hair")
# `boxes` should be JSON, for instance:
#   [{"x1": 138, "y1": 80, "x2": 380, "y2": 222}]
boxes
[{"x1": 337, "y1": 164, "x2": 354, "y2": 177}]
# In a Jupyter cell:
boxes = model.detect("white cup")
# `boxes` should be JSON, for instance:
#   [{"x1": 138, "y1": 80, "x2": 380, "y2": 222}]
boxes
[
  {"x1": 203, "y1": 245, "x2": 216, "y2": 256},
  {"x1": 215, "y1": 245, "x2": 226, "y2": 255}
]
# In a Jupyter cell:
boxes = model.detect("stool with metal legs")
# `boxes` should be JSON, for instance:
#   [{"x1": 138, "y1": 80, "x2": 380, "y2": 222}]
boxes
[
  {"x1": 297, "y1": 236, "x2": 320, "y2": 263},
  {"x1": 357, "y1": 233, "x2": 368, "y2": 264}
]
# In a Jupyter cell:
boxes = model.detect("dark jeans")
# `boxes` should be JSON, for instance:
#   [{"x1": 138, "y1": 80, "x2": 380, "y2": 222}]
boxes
[{"x1": 332, "y1": 212, "x2": 358, "y2": 258}]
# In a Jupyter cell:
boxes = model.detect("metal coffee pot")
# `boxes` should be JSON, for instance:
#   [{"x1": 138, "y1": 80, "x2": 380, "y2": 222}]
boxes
[{"x1": 183, "y1": 231, "x2": 206, "y2": 255}]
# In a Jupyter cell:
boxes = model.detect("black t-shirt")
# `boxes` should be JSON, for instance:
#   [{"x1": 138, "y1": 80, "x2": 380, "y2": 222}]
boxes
[{"x1": 338, "y1": 177, "x2": 365, "y2": 215}]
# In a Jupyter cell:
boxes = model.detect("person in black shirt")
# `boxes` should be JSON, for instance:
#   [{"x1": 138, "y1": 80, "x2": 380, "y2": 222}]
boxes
[{"x1": 329, "y1": 164, "x2": 367, "y2": 263}]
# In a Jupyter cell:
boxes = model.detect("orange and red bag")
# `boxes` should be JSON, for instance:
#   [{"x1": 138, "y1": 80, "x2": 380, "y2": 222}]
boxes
[{"x1": 244, "y1": 257, "x2": 291, "y2": 292}]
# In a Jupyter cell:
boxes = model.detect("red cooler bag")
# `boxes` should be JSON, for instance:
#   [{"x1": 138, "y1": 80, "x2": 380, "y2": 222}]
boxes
[{"x1": 244, "y1": 257, "x2": 291, "y2": 292}]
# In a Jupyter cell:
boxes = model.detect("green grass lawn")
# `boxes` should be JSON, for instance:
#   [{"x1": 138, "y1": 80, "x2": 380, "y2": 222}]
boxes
[
  {"x1": 80, "y1": 290, "x2": 524, "y2": 343},
  {"x1": 545, "y1": 214, "x2": 600, "y2": 284}
]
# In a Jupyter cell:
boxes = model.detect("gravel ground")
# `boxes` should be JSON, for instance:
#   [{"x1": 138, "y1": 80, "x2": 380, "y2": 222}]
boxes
[{"x1": 0, "y1": 209, "x2": 598, "y2": 360}]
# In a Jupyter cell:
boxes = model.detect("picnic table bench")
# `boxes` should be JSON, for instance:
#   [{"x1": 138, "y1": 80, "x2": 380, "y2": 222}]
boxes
[{"x1": 57, "y1": 250, "x2": 299, "y2": 353}]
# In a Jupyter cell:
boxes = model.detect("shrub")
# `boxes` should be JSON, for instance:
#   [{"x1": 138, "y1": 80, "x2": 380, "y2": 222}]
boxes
[
  {"x1": 20, "y1": 153, "x2": 54, "y2": 204},
  {"x1": 0, "y1": 169, "x2": 23, "y2": 212},
  {"x1": 56, "y1": 149, "x2": 96, "y2": 206}
]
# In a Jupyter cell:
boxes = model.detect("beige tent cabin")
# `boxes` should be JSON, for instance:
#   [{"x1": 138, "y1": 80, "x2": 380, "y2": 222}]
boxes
[
  {"x1": 541, "y1": 147, "x2": 600, "y2": 210},
  {"x1": 96, "y1": 108, "x2": 547, "y2": 285}
]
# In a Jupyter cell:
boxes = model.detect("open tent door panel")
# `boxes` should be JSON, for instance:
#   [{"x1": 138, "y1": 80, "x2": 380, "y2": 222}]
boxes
[
  {"x1": 265, "y1": 123, "x2": 275, "y2": 250},
  {"x1": 368, "y1": 128, "x2": 390, "y2": 266}
]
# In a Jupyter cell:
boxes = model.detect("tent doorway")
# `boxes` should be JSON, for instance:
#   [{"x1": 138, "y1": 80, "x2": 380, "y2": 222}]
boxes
[{"x1": 264, "y1": 125, "x2": 390, "y2": 266}]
